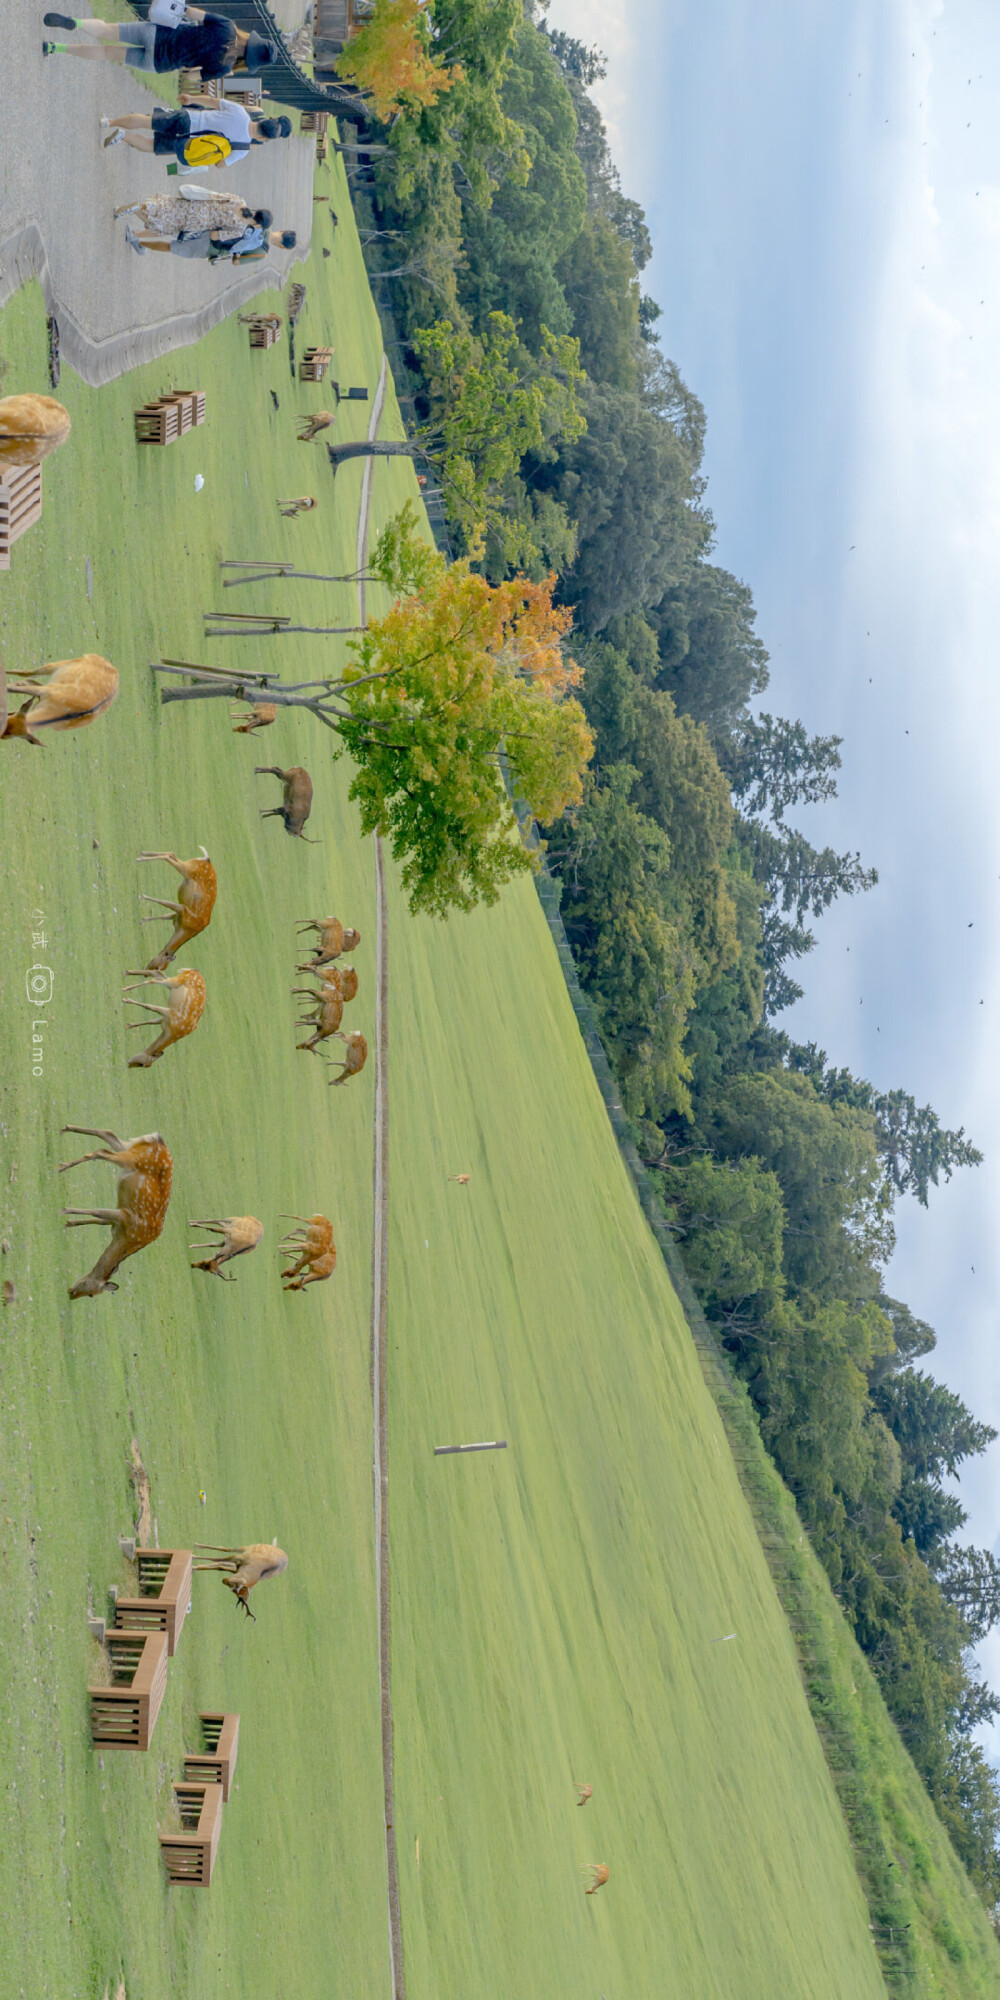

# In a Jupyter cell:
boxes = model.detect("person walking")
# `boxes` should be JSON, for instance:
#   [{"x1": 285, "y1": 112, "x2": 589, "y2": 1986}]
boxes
[
  {"x1": 99, "y1": 98, "x2": 291, "y2": 170},
  {"x1": 112, "y1": 188, "x2": 294, "y2": 260},
  {"x1": 42, "y1": 11, "x2": 275, "y2": 81}
]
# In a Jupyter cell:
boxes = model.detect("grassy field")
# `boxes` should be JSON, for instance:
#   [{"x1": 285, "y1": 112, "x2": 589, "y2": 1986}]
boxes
[{"x1": 0, "y1": 139, "x2": 998, "y2": 2000}]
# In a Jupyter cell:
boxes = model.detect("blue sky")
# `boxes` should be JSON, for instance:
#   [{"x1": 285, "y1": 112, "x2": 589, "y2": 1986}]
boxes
[{"x1": 544, "y1": 0, "x2": 1000, "y2": 1726}]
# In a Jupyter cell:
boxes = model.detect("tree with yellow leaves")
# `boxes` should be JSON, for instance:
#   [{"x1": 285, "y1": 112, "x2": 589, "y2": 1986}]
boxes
[{"x1": 336, "y1": 0, "x2": 459, "y2": 120}]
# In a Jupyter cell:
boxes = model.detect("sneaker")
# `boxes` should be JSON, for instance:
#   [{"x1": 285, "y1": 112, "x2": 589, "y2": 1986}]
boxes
[
  {"x1": 42, "y1": 40, "x2": 58, "y2": 56},
  {"x1": 44, "y1": 12, "x2": 77, "y2": 26},
  {"x1": 124, "y1": 226, "x2": 145, "y2": 257},
  {"x1": 103, "y1": 126, "x2": 123, "y2": 148}
]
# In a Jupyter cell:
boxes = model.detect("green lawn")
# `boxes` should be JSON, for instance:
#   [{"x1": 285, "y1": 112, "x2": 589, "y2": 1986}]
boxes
[{"x1": 0, "y1": 140, "x2": 997, "y2": 2000}]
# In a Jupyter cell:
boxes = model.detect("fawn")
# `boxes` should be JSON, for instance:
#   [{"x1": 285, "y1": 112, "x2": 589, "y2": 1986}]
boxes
[{"x1": 189, "y1": 1216, "x2": 263, "y2": 1280}]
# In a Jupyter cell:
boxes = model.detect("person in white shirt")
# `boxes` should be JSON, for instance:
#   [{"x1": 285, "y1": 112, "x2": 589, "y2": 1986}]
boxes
[{"x1": 101, "y1": 97, "x2": 291, "y2": 169}]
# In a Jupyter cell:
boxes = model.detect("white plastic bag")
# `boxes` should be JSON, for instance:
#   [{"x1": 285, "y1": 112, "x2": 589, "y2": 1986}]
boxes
[{"x1": 148, "y1": 0, "x2": 188, "y2": 27}]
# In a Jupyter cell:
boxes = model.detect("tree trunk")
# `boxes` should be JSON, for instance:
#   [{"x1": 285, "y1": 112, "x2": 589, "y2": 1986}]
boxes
[{"x1": 327, "y1": 441, "x2": 422, "y2": 471}]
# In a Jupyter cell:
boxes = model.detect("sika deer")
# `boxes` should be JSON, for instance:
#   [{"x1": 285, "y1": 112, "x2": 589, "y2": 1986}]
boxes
[
  {"x1": 230, "y1": 701, "x2": 277, "y2": 736},
  {"x1": 122, "y1": 967, "x2": 206, "y2": 1068},
  {"x1": 0, "y1": 393, "x2": 71, "y2": 468},
  {"x1": 574, "y1": 1783, "x2": 593, "y2": 1806},
  {"x1": 188, "y1": 1215, "x2": 263, "y2": 1280},
  {"x1": 138, "y1": 849, "x2": 217, "y2": 972},
  {"x1": 59, "y1": 1126, "x2": 172, "y2": 1299},
  {"x1": 2, "y1": 655, "x2": 118, "y2": 743},
  {"x1": 193, "y1": 1541, "x2": 289, "y2": 1621},
  {"x1": 256, "y1": 765, "x2": 314, "y2": 839},
  {"x1": 584, "y1": 1864, "x2": 609, "y2": 1895},
  {"x1": 278, "y1": 1213, "x2": 335, "y2": 1287},
  {"x1": 278, "y1": 494, "x2": 318, "y2": 516},
  {"x1": 294, "y1": 962, "x2": 358, "y2": 1002},
  {"x1": 293, "y1": 976, "x2": 343, "y2": 1053},
  {"x1": 327, "y1": 1029, "x2": 367, "y2": 1087},
  {"x1": 296, "y1": 412, "x2": 335, "y2": 442},
  {"x1": 294, "y1": 916, "x2": 361, "y2": 967}
]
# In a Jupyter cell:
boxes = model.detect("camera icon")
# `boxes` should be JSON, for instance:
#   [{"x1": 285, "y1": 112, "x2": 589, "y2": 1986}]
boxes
[{"x1": 26, "y1": 964, "x2": 54, "y2": 1007}]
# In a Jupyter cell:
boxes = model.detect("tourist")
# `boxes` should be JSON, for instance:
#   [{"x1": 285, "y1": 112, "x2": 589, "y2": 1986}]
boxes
[
  {"x1": 41, "y1": 10, "x2": 275, "y2": 81},
  {"x1": 113, "y1": 189, "x2": 295, "y2": 262},
  {"x1": 100, "y1": 99, "x2": 292, "y2": 170}
]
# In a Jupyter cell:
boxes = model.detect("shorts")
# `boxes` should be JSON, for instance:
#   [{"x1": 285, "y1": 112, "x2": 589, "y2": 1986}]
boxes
[
  {"x1": 169, "y1": 231, "x2": 213, "y2": 260},
  {"x1": 151, "y1": 107, "x2": 192, "y2": 157},
  {"x1": 116, "y1": 21, "x2": 157, "y2": 71}
]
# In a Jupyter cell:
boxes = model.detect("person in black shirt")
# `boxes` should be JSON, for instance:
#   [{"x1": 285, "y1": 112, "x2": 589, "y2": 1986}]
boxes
[{"x1": 42, "y1": 11, "x2": 274, "y2": 81}]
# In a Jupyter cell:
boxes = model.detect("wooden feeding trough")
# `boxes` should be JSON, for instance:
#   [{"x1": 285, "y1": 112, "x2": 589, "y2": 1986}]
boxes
[
  {"x1": 299, "y1": 346, "x2": 334, "y2": 383},
  {"x1": 88, "y1": 1630, "x2": 168, "y2": 1750},
  {"x1": 246, "y1": 316, "x2": 282, "y2": 351},
  {"x1": 183, "y1": 1712, "x2": 240, "y2": 1802},
  {"x1": 112, "y1": 1547, "x2": 192, "y2": 1656},
  {"x1": 0, "y1": 461, "x2": 43, "y2": 571},
  {"x1": 134, "y1": 391, "x2": 206, "y2": 446},
  {"x1": 159, "y1": 1781, "x2": 224, "y2": 1885}
]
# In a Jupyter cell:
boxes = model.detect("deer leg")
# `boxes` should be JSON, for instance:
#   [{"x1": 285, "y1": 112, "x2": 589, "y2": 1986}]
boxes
[
  {"x1": 60, "y1": 1125, "x2": 124, "y2": 1148},
  {"x1": 139, "y1": 894, "x2": 183, "y2": 914},
  {"x1": 62, "y1": 1205, "x2": 120, "y2": 1220},
  {"x1": 254, "y1": 766, "x2": 284, "y2": 778},
  {"x1": 127, "y1": 1002, "x2": 170, "y2": 1018},
  {"x1": 136, "y1": 851, "x2": 180, "y2": 866}
]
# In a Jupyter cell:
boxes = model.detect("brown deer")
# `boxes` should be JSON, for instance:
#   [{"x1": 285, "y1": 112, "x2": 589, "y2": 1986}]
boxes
[
  {"x1": 293, "y1": 976, "x2": 344, "y2": 1053},
  {"x1": 584, "y1": 1864, "x2": 609, "y2": 1895},
  {"x1": 296, "y1": 411, "x2": 336, "y2": 442},
  {"x1": 256, "y1": 765, "x2": 314, "y2": 839},
  {"x1": 278, "y1": 1214, "x2": 336, "y2": 1289},
  {"x1": 189, "y1": 1215, "x2": 263, "y2": 1280},
  {"x1": 328, "y1": 1029, "x2": 367, "y2": 1087},
  {"x1": 138, "y1": 849, "x2": 217, "y2": 972},
  {"x1": 294, "y1": 961, "x2": 358, "y2": 1003},
  {"x1": 294, "y1": 916, "x2": 361, "y2": 967},
  {"x1": 193, "y1": 1541, "x2": 288, "y2": 1622},
  {"x1": 230, "y1": 701, "x2": 277, "y2": 735},
  {"x1": 122, "y1": 966, "x2": 206, "y2": 1068},
  {"x1": 2, "y1": 655, "x2": 118, "y2": 743},
  {"x1": 278, "y1": 495, "x2": 318, "y2": 516},
  {"x1": 574, "y1": 1782, "x2": 593, "y2": 1806},
  {"x1": 0, "y1": 392, "x2": 71, "y2": 467},
  {"x1": 59, "y1": 1126, "x2": 173, "y2": 1299}
]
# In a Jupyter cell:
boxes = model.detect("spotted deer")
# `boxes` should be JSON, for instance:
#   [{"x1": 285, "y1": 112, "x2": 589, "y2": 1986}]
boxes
[
  {"x1": 293, "y1": 977, "x2": 343, "y2": 1053},
  {"x1": 138, "y1": 849, "x2": 217, "y2": 972},
  {"x1": 2, "y1": 655, "x2": 118, "y2": 743},
  {"x1": 278, "y1": 1214, "x2": 336, "y2": 1289},
  {"x1": 294, "y1": 962, "x2": 358, "y2": 1002},
  {"x1": 122, "y1": 966, "x2": 206, "y2": 1068},
  {"x1": 230, "y1": 701, "x2": 277, "y2": 736},
  {"x1": 294, "y1": 916, "x2": 361, "y2": 968},
  {"x1": 328, "y1": 1029, "x2": 367, "y2": 1087},
  {"x1": 59, "y1": 1126, "x2": 172, "y2": 1299},
  {"x1": 584, "y1": 1864, "x2": 610, "y2": 1895}
]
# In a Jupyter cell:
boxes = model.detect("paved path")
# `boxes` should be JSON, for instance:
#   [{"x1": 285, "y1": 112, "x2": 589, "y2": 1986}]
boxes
[
  {"x1": 0, "y1": 8, "x2": 314, "y2": 386},
  {"x1": 356, "y1": 355, "x2": 408, "y2": 2000}
]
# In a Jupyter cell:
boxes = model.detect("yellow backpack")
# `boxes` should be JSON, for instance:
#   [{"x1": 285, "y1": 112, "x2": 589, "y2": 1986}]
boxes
[{"x1": 181, "y1": 131, "x2": 232, "y2": 168}]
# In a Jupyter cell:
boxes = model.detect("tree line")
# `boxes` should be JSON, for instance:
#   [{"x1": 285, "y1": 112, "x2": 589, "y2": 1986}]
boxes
[{"x1": 353, "y1": 0, "x2": 1000, "y2": 1913}]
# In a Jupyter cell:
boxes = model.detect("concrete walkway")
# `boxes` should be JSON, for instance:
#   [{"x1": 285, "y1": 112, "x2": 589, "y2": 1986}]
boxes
[{"x1": 0, "y1": 7, "x2": 315, "y2": 386}]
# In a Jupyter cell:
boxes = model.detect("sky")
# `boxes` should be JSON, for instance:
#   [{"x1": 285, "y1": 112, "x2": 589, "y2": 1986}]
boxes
[{"x1": 543, "y1": 0, "x2": 1000, "y2": 1730}]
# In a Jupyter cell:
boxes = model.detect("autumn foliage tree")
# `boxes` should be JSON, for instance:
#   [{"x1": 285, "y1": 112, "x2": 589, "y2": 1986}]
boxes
[{"x1": 336, "y1": 0, "x2": 459, "y2": 120}]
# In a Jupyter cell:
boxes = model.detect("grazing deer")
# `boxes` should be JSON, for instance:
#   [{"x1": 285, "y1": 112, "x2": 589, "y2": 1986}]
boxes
[
  {"x1": 278, "y1": 1214, "x2": 336, "y2": 1289},
  {"x1": 193, "y1": 1541, "x2": 288, "y2": 1622},
  {"x1": 138, "y1": 849, "x2": 217, "y2": 972},
  {"x1": 122, "y1": 966, "x2": 206, "y2": 1068},
  {"x1": 574, "y1": 1782, "x2": 593, "y2": 1806},
  {"x1": 449, "y1": 1174, "x2": 471, "y2": 1186},
  {"x1": 293, "y1": 976, "x2": 344, "y2": 1052},
  {"x1": 59, "y1": 1126, "x2": 172, "y2": 1299},
  {"x1": 328, "y1": 1029, "x2": 367, "y2": 1087},
  {"x1": 584, "y1": 1864, "x2": 609, "y2": 1895},
  {"x1": 296, "y1": 411, "x2": 335, "y2": 442},
  {"x1": 230, "y1": 701, "x2": 277, "y2": 736},
  {"x1": 278, "y1": 495, "x2": 318, "y2": 516},
  {"x1": 294, "y1": 916, "x2": 361, "y2": 967},
  {"x1": 2, "y1": 655, "x2": 118, "y2": 743},
  {"x1": 256, "y1": 765, "x2": 314, "y2": 839},
  {"x1": 294, "y1": 961, "x2": 358, "y2": 1002},
  {"x1": 189, "y1": 1215, "x2": 263, "y2": 1280}
]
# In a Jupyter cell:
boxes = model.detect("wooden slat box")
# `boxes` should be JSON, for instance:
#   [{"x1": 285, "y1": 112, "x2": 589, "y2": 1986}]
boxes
[
  {"x1": 0, "y1": 462, "x2": 42, "y2": 571},
  {"x1": 160, "y1": 1782, "x2": 223, "y2": 1885},
  {"x1": 300, "y1": 346, "x2": 334, "y2": 382},
  {"x1": 113, "y1": 1548, "x2": 192, "y2": 1656},
  {"x1": 184, "y1": 1712, "x2": 240, "y2": 1802},
  {"x1": 88, "y1": 1630, "x2": 167, "y2": 1750},
  {"x1": 248, "y1": 319, "x2": 282, "y2": 350},
  {"x1": 134, "y1": 400, "x2": 180, "y2": 447}
]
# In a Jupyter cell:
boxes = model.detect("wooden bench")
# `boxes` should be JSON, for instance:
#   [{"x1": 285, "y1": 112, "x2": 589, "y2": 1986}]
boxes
[
  {"x1": 134, "y1": 392, "x2": 206, "y2": 446},
  {"x1": 159, "y1": 1781, "x2": 224, "y2": 1885},
  {"x1": 88, "y1": 1630, "x2": 167, "y2": 1750},
  {"x1": 300, "y1": 346, "x2": 334, "y2": 383},
  {"x1": 183, "y1": 1712, "x2": 240, "y2": 1801},
  {"x1": 0, "y1": 462, "x2": 42, "y2": 571},
  {"x1": 113, "y1": 1548, "x2": 192, "y2": 1656}
]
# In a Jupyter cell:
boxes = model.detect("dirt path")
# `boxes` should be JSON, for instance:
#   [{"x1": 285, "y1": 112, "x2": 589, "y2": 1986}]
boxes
[{"x1": 355, "y1": 355, "x2": 407, "y2": 2000}]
